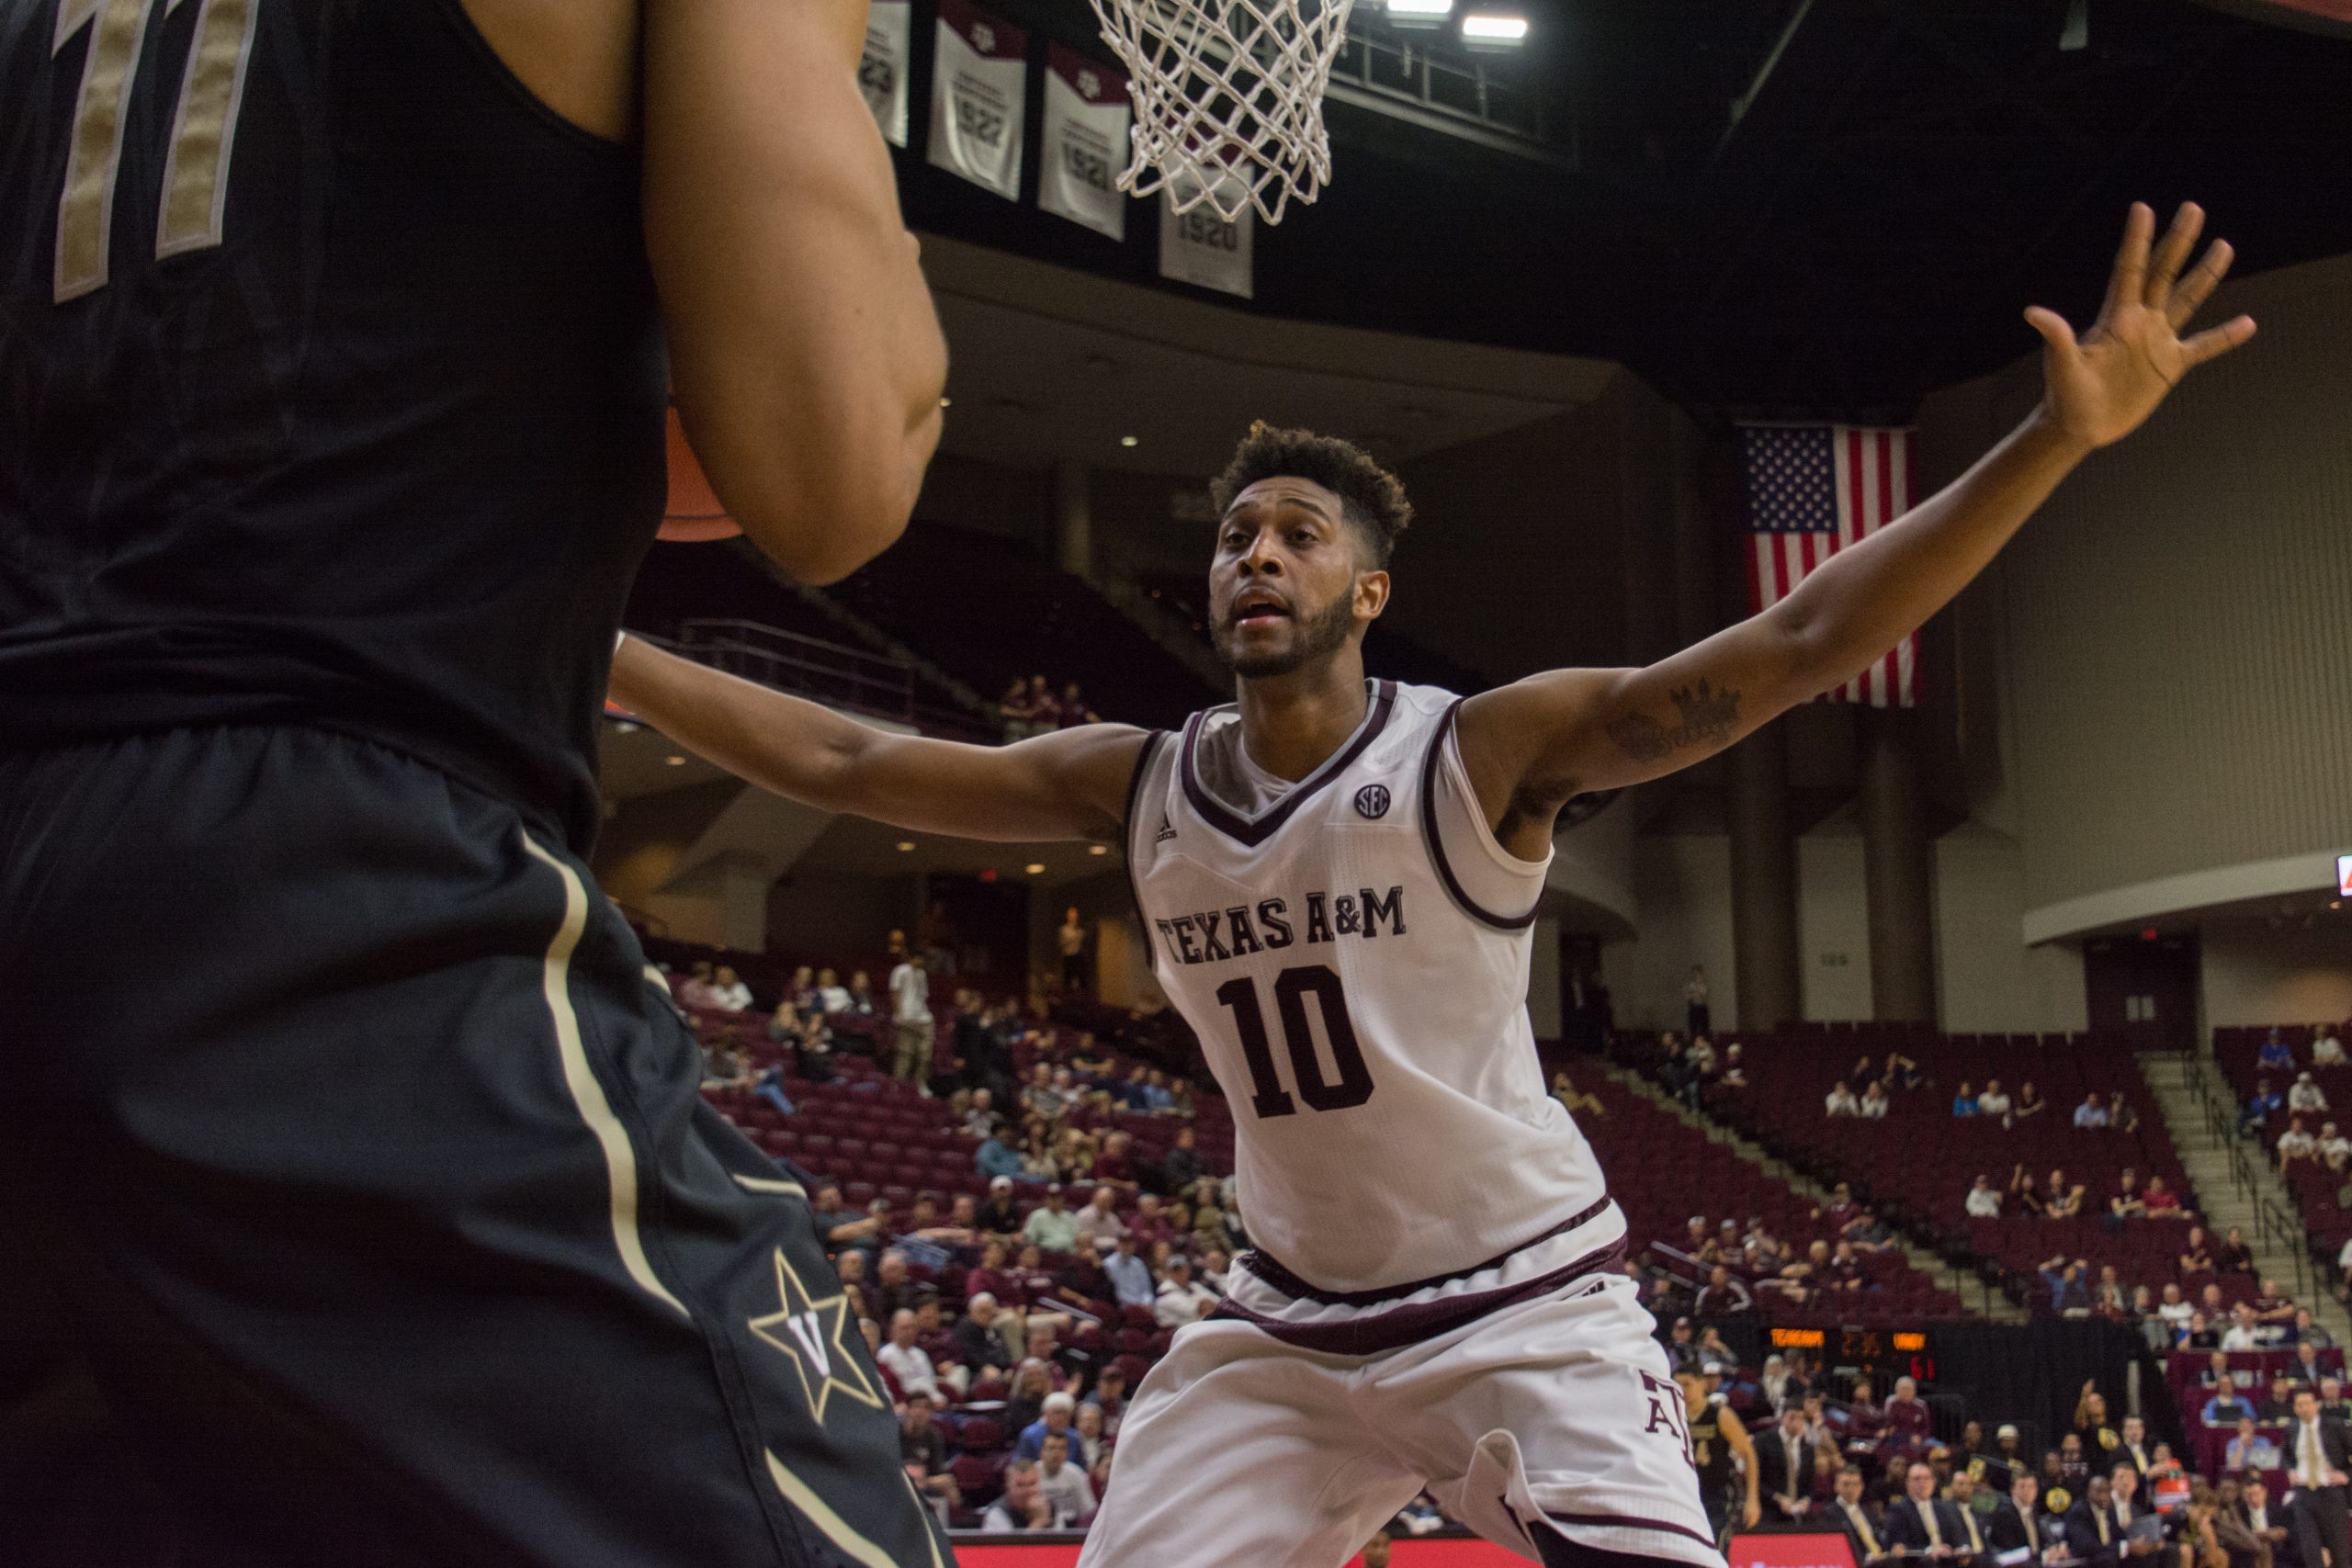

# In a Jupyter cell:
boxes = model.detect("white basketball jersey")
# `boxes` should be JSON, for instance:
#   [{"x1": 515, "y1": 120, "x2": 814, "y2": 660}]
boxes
[{"x1": 1125, "y1": 680, "x2": 1608, "y2": 1294}]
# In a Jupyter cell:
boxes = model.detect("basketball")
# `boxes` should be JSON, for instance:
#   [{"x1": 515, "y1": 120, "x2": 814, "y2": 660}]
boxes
[{"x1": 660, "y1": 400, "x2": 744, "y2": 543}]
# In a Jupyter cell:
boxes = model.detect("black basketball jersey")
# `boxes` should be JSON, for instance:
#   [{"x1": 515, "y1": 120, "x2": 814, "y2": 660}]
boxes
[
  {"x1": 0, "y1": 0, "x2": 665, "y2": 851},
  {"x1": 1690, "y1": 1407, "x2": 1736, "y2": 1495}
]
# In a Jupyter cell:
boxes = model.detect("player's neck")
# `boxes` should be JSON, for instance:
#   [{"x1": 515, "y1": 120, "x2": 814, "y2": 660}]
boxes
[{"x1": 1233, "y1": 650, "x2": 1369, "y2": 782}]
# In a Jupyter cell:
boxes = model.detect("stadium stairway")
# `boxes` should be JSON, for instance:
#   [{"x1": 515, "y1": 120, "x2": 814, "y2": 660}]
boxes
[
  {"x1": 2140, "y1": 1051, "x2": 2351, "y2": 1342},
  {"x1": 1600, "y1": 1060, "x2": 2026, "y2": 1324}
]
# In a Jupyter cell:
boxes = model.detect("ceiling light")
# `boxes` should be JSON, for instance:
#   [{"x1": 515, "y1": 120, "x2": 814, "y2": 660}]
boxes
[
  {"x1": 1025, "y1": 863, "x2": 1046, "y2": 875},
  {"x1": 1386, "y1": 0, "x2": 1452, "y2": 25},
  {"x1": 1118, "y1": 435, "x2": 1139, "y2": 448},
  {"x1": 1088, "y1": 844, "x2": 1108, "y2": 856},
  {"x1": 897, "y1": 840, "x2": 916, "y2": 852},
  {"x1": 664, "y1": 754, "x2": 686, "y2": 766},
  {"x1": 1461, "y1": 12, "x2": 1527, "y2": 44}
]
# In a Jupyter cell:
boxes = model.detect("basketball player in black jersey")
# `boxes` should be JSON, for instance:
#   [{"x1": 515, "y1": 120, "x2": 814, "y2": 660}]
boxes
[{"x1": 1, "y1": 2, "x2": 946, "y2": 1563}]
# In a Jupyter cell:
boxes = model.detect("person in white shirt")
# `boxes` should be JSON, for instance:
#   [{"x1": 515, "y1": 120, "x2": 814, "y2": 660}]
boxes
[
  {"x1": 2291, "y1": 1073, "x2": 2330, "y2": 1113},
  {"x1": 1035, "y1": 1430, "x2": 1097, "y2": 1526},
  {"x1": 2316, "y1": 1030, "x2": 2348, "y2": 1067},
  {"x1": 2155, "y1": 1283, "x2": 2195, "y2": 1332},
  {"x1": 2222, "y1": 1305, "x2": 2265, "y2": 1351},
  {"x1": 1073, "y1": 1185, "x2": 1128, "y2": 1248},
  {"x1": 706, "y1": 964, "x2": 753, "y2": 1013},
  {"x1": 888, "y1": 953, "x2": 933, "y2": 1085},
  {"x1": 1965, "y1": 1175, "x2": 2003, "y2": 1218},
  {"x1": 1826, "y1": 1082, "x2": 1861, "y2": 1117},
  {"x1": 1153, "y1": 1256, "x2": 1218, "y2": 1329},
  {"x1": 1976, "y1": 1078, "x2": 2013, "y2": 1120},
  {"x1": 2323, "y1": 1122, "x2": 2352, "y2": 1163},
  {"x1": 1859, "y1": 1083, "x2": 1890, "y2": 1120},
  {"x1": 876, "y1": 1308, "x2": 942, "y2": 1403},
  {"x1": 814, "y1": 965, "x2": 852, "y2": 1014},
  {"x1": 2280, "y1": 1117, "x2": 2318, "y2": 1170}
]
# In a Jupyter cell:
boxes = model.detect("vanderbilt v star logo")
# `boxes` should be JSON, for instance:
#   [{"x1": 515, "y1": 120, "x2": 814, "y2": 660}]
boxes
[{"x1": 748, "y1": 1248, "x2": 883, "y2": 1424}]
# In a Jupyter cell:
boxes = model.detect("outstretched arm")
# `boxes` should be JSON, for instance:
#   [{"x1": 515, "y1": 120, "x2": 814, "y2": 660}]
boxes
[
  {"x1": 1455, "y1": 203, "x2": 2256, "y2": 859},
  {"x1": 609, "y1": 636, "x2": 1148, "y2": 842}
]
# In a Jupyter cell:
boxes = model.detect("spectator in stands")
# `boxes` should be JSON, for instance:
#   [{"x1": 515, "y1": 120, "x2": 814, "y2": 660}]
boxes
[
  {"x1": 2041, "y1": 1257, "x2": 2092, "y2": 1315},
  {"x1": 1073, "y1": 1186, "x2": 1126, "y2": 1249},
  {"x1": 2095, "y1": 1265, "x2": 2132, "y2": 1318},
  {"x1": 2076, "y1": 1093, "x2": 2112, "y2": 1130},
  {"x1": 1695, "y1": 1264, "x2": 1755, "y2": 1316},
  {"x1": 1860, "y1": 1082, "x2": 1891, "y2": 1120},
  {"x1": 1979, "y1": 1079, "x2": 2015, "y2": 1122},
  {"x1": 1552, "y1": 1070, "x2": 1606, "y2": 1119},
  {"x1": 1844, "y1": 1210, "x2": 1897, "y2": 1255},
  {"x1": 765, "y1": 997, "x2": 802, "y2": 1045},
  {"x1": 1884, "y1": 1378, "x2": 1933, "y2": 1453},
  {"x1": 1013, "y1": 1388, "x2": 1079, "y2": 1462},
  {"x1": 2323, "y1": 1375, "x2": 2352, "y2": 1423},
  {"x1": 976, "y1": 1130, "x2": 1024, "y2": 1186},
  {"x1": 810, "y1": 966, "x2": 849, "y2": 1014},
  {"x1": 2292, "y1": 1073, "x2": 2330, "y2": 1115},
  {"x1": 2159, "y1": 1286, "x2": 2198, "y2": 1339},
  {"x1": 2108, "y1": 1092, "x2": 2140, "y2": 1134},
  {"x1": 1000, "y1": 676, "x2": 1037, "y2": 739},
  {"x1": 2243, "y1": 1079, "x2": 2284, "y2": 1137},
  {"x1": 887, "y1": 951, "x2": 933, "y2": 1086},
  {"x1": 2225, "y1": 1417, "x2": 2280, "y2": 1473},
  {"x1": 1154, "y1": 1124, "x2": 1204, "y2": 1196},
  {"x1": 1104, "y1": 1234, "x2": 1156, "y2": 1309},
  {"x1": 2143, "y1": 1175, "x2": 2186, "y2": 1219},
  {"x1": 955, "y1": 1293, "x2": 1015, "y2": 1379},
  {"x1": 1056, "y1": 682, "x2": 1097, "y2": 729},
  {"x1": 2324, "y1": 1122, "x2": 2352, "y2": 1166},
  {"x1": 1035, "y1": 1430, "x2": 1095, "y2": 1525},
  {"x1": 2260, "y1": 1030, "x2": 2298, "y2": 1073},
  {"x1": 2296, "y1": 1309, "x2": 2335, "y2": 1349},
  {"x1": 1683, "y1": 966, "x2": 1713, "y2": 1041},
  {"x1": 963, "y1": 1086, "x2": 1003, "y2": 1141},
  {"x1": 1954, "y1": 1082, "x2": 1980, "y2": 1117},
  {"x1": 2047, "y1": 1169, "x2": 2087, "y2": 1218},
  {"x1": 2109, "y1": 1170, "x2": 2149, "y2": 1224},
  {"x1": 1967, "y1": 1175, "x2": 2004, "y2": 1218},
  {"x1": 704, "y1": 964, "x2": 752, "y2": 1013},
  {"x1": 1085, "y1": 1364, "x2": 1128, "y2": 1437},
  {"x1": 1153, "y1": 1256, "x2": 1217, "y2": 1328},
  {"x1": 810, "y1": 1182, "x2": 885, "y2": 1261},
  {"x1": 982, "y1": 1458, "x2": 1053, "y2": 1531},
  {"x1": 1827, "y1": 1081, "x2": 1863, "y2": 1117},
  {"x1": 676, "y1": 961, "x2": 719, "y2": 1010},
  {"x1": 878, "y1": 1309, "x2": 943, "y2": 1404},
  {"x1": 845, "y1": 970, "x2": 877, "y2": 1016},
  {"x1": 2318, "y1": 1027, "x2": 2347, "y2": 1067},
  {"x1": 2222, "y1": 1305, "x2": 2266, "y2": 1353},
  {"x1": 2179, "y1": 1227, "x2": 2217, "y2": 1274},
  {"x1": 2180, "y1": 1311, "x2": 2220, "y2": 1350},
  {"x1": 2278, "y1": 1117, "x2": 2317, "y2": 1172},
  {"x1": 899, "y1": 1392, "x2": 958, "y2": 1519},
  {"x1": 1827, "y1": 1240, "x2": 1870, "y2": 1292},
  {"x1": 2254, "y1": 1280, "x2": 2298, "y2": 1335},
  {"x1": 1057, "y1": 906, "x2": 1089, "y2": 994},
  {"x1": 2010, "y1": 1167, "x2": 2048, "y2": 1216},
  {"x1": 1023, "y1": 1185, "x2": 1080, "y2": 1253},
  {"x1": 2014, "y1": 1081, "x2": 2048, "y2": 1122},
  {"x1": 976, "y1": 1180, "x2": 1024, "y2": 1240}
]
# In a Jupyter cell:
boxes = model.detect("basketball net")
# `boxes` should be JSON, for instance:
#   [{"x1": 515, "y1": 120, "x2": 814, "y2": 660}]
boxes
[{"x1": 1086, "y1": 0, "x2": 1354, "y2": 224}]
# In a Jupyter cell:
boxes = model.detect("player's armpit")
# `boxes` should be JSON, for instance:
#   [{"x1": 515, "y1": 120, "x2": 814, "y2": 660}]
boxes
[{"x1": 643, "y1": 0, "x2": 946, "y2": 586}]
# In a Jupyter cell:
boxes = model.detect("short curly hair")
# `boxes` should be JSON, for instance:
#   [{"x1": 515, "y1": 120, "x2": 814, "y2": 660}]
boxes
[{"x1": 1208, "y1": 422, "x2": 1413, "y2": 567}]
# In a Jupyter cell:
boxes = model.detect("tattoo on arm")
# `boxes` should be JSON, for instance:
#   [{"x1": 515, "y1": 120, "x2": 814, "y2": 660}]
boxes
[{"x1": 1605, "y1": 679, "x2": 1743, "y2": 766}]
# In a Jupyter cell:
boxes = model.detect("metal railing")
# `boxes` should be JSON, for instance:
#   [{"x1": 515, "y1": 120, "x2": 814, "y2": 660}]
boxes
[
  {"x1": 2173, "y1": 1050, "x2": 2312, "y2": 1301},
  {"x1": 666, "y1": 619, "x2": 1001, "y2": 742}
]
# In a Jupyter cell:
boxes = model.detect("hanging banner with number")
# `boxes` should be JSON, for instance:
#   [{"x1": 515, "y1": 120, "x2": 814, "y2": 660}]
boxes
[
  {"x1": 928, "y1": 0, "x2": 1027, "y2": 201},
  {"x1": 1038, "y1": 46, "x2": 1130, "y2": 240},
  {"x1": 861, "y1": 0, "x2": 911, "y2": 147},
  {"x1": 1158, "y1": 180, "x2": 1253, "y2": 299}
]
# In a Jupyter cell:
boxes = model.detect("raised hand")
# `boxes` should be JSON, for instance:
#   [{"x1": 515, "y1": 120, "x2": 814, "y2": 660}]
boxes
[{"x1": 2025, "y1": 202, "x2": 2257, "y2": 450}]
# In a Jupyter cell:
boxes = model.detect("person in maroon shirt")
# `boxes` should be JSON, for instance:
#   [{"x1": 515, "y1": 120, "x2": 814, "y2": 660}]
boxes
[{"x1": 1883, "y1": 1377, "x2": 1934, "y2": 1458}]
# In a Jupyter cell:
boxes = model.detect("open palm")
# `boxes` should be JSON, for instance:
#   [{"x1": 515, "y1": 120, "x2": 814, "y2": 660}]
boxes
[{"x1": 2027, "y1": 202, "x2": 2257, "y2": 450}]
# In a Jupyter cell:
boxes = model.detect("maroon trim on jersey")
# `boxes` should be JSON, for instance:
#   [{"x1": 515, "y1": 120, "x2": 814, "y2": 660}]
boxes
[
  {"x1": 1420, "y1": 698, "x2": 1541, "y2": 931},
  {"x1": 1208, "y1": 1233, "x2": 1626, "y2": 1357},
  {"x1": 1239, "y1": 1194, "x2": 1614, "y2": 1308},
  {"x1": 1178, "y1": 680, "x2": 1398, "y2": 848},
  {"x1": 1121, "y1": 730, "x2": 1170, "y2": 973},
  {"x1": 1542, "y1": 1511, "x2": 1723, "y2": 1552}
]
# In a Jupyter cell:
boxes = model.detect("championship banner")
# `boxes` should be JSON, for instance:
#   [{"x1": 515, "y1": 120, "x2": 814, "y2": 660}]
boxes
[
  {"x1": 928, "y1": 0, "x2": 1027, "y2": 201},
  {"x1": 859, "y1": 0, "x2": 911, "y2": 147},
  {"x1": 1038, "y1": 46, "x2": 1131, "y2": 240},
  {"x1": 1158, "y1": 179, "x2": 1252, "y2": 298}
]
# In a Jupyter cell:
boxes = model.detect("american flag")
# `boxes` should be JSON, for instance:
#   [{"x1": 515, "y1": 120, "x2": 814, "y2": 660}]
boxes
[{"x1": 1739, "y1": 423, "x2": 1919, "y2": 708}]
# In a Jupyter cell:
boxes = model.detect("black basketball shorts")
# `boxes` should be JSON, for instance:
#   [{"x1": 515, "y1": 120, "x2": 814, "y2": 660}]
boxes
[{"x1": 0, "y1": 726, "x2": 947, "y2": 1568}]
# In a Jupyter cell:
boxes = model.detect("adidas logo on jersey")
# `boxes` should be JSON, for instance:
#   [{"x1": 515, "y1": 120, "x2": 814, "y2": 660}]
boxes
[
  {"x1": 1151, "y1": 886, "x2": 1406, "y2": 967},
  {"x1": 1155, "y1": 812, "x2": 1176, "y2": 844}
]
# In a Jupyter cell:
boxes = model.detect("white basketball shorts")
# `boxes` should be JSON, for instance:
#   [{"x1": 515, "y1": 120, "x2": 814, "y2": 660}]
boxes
[{"x1": 1075, "y1": 1204, "x2": 1724, "y2": 1568}]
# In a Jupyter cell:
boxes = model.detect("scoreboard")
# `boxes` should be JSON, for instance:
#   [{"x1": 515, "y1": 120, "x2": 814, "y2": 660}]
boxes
[{"x1": 1767, "y1": 1325, "x2": 1939, "y2": 1386}]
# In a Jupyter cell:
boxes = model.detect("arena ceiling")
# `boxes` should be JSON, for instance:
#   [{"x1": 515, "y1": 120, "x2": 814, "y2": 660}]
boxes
[{"x1": 895, "y1": 0, "x2": 2352, "y2": 414}]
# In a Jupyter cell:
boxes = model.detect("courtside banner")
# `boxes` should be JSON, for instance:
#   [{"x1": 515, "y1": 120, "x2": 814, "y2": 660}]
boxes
[
  {"x1": 860, "y1": 0, "x2": 911, "y2": 147},
  {"x1": 955, "y1": 1538, "x2": 1524, "y2": 1565},
  {"x1": 1726, "y1": 1533, "x2": 1861, "y2": 1568},
  {"x1": 1158, "y1": 177, "x2": 1252, "y2": 298},
  {"x1": 928, "y1": 0, "x2": 1028, "y2": 200},
  {"x1": 1039, "y1": 46, "x2": 1131, "y2": 240}
]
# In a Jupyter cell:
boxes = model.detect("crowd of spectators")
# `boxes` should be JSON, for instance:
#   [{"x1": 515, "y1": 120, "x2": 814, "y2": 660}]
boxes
[{"x1": 1000, "y1": 675, "x2": 1101, "y2": 739}]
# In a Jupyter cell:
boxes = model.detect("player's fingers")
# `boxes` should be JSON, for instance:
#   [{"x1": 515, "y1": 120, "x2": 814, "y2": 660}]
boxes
[
  {"x1": 2023, "y1": 305, "x2": 2077, "y2": 355},
  {"x1": 2179, "y1": 315, "x2": 2257, "y2": 369},
  {"x1": 2099, "y1": 203, "x2": 2154, "y2": 323},
  {"x1": 2142, "y1": 202, "x2": 2204, "y2": 310},
  {"x1": 2166, "y1": 239, "x2": 2235, "y2": 329}
]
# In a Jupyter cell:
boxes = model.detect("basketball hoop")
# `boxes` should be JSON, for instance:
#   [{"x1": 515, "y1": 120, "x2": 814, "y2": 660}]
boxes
[{"x1": 1086, "y1": 0, "x2": 1355, "y2": 224}]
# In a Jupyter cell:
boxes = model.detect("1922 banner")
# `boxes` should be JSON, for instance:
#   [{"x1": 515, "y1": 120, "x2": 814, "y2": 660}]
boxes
[
  {"x1": 1038, "y1": 46, "x2": 1130, "y2": 240},
  {"x1": 859, "y1": 0, "x2": 910, "y2": 147},
  {"x1": 928, "y1": 0, "x2": 1027, "y2": 200}
]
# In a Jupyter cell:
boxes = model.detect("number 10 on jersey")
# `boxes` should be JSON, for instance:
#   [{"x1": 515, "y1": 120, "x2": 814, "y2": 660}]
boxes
[{"x1": 1215, "y1": 964, "x2": 1374, "y2": 1120}]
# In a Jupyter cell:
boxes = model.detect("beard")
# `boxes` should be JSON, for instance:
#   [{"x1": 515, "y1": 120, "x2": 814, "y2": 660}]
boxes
[{"x1": 1211, "y1": 589, "x2": 1356, "y2": 679}]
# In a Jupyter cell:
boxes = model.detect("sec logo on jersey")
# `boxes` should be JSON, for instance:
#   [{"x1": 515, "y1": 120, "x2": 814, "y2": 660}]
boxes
[{"x1": 1353, "y1": 784, "x2": 1391, "y2": 819}]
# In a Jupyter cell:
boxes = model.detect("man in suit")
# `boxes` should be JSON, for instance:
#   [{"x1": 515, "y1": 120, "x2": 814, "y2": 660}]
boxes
[
  {"x1": 1885, "y1": 1461, "x2": 1977, "y2": 1562},
  {"x1": 1758, "y1": 1405, "x2": 1825, "y2": 1521},
  {"x1": 1833, "y1": 1464, "x2": 1894, "y2": 1565},
  {"x1": 1990, "y1": 1472, "x2": 2056, "y2": 1563},
  {"x1": 2104, "y1": 1464, "x2": 2164, "y2": 1561},
  {"x1": 2217, "y1": 1475, "x2": 2290, "y2": 1568},
  {"x1": 2065, "y1": 1474, "x2": 2128, "y2": 1566},
  {"x1": 1946, "y1": 1474, "x2": 1995, "y2": 1560},
  {"x1": 2285, "y1": 1385, "x2": 2352, "y2": 1568},
  {"x1": 2114, "y1": 1416, "x2": 2155, "y2": 1479}
]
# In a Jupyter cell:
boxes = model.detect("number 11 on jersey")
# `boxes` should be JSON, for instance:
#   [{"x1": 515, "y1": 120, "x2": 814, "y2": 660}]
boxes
[{"x1": 1214, "y1": 964, "x2": 1375, "y2": 1120}]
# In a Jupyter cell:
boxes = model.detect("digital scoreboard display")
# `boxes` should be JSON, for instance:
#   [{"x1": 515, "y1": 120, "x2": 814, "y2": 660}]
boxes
[{"x1": 1770, "y1": 1326, "x2": 1939, "y2": 1384}]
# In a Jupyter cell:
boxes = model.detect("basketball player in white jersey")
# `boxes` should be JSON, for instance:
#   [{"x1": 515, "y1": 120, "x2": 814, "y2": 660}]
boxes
[{"x1": 610, "y1": 203, "x2": 2251, "y2": 1567}]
